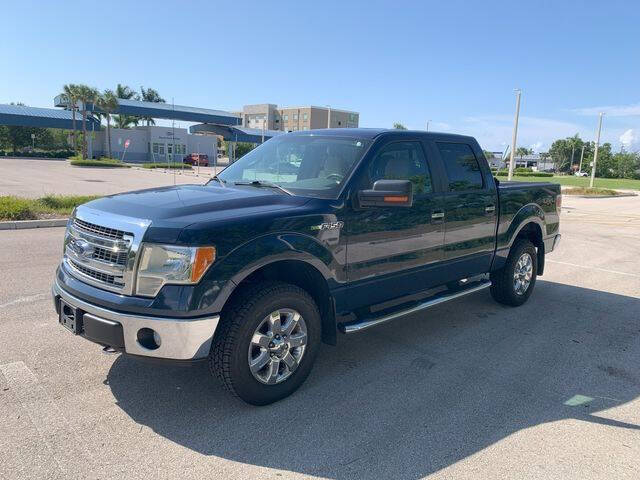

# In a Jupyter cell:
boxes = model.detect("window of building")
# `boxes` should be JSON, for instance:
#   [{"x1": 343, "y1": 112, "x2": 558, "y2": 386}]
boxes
[
  {"x1": 152, "y1": 143, "x2": 159, "y2": 154},
  {"x1": 283, "y1": 114, "x2": 288, "y2": 121},
  {"x1": 437, "y1": 142, "x2": 484, "y2": 191},
  {"x1": 293, "y1": 113, "x2": 298, "y2": 120},
  {"x1": 349, "y1": 113, "x2": 357, "y2": 122},
  {"x1": 302, "y1": 126, "x2": 308, "y2": 130},
  {"x1": 367, "y1": 141, "x2": 432, "y2": 194},
  {"x1": 303, "y1": 113, "x2": 308, "y2": 121}
]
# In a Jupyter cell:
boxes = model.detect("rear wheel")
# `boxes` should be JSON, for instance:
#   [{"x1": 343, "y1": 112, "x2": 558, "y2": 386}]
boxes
[
  {"x1": 209, "y1": 281, "x2": 321, "y2": 405},
  {"x1": 490, "y1": 239, "x2": 537, "y2": 306}
]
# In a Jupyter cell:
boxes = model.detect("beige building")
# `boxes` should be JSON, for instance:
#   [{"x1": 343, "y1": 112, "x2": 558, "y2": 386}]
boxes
[{"x1": 236, "y1": 104, "x2": 359, "y2": 132}]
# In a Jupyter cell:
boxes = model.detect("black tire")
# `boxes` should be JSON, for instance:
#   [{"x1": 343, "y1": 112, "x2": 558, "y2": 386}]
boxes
[
  {"x1": 490, "y1": 239, "x2": 537, "y2": 306},
  {"x1": 209, "y1": 281, "x2": 321, "y2": 405}
]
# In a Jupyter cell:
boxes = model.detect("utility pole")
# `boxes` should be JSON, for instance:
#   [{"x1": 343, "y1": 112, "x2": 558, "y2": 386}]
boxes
[
  {"x1": 590, "y1": 112, "x2": 604, "y2": 188},
  {"x1": 426, "y1": 120, "x2": 431, "y2": 132},
  {"x1": 578, "y1": 145, "x2": 585, "y2": 173},
  {"x1": 507, "y1": 89, "x2": 522, "y2": 181},
  {"x1": 326, "y1": 105, "x2": 331, "y2": 129}
]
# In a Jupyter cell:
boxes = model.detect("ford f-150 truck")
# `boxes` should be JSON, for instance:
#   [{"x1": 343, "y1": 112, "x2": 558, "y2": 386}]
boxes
[{"x1": 53, "y1": 129, "x2": 561, "y2": 405}]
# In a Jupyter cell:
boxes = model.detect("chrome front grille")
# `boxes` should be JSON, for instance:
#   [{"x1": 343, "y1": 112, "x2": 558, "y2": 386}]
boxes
[
  {"x1": 93, "y1": 246, "x2": 128, "y2": 265},
  {"x1": 73, "y1": 218, "x2": 127, "y2": 240},
  {"x1": 68, "y1": 259, "x2": 123, "y2": 287},
  {"x1": 63, "y1": 208, "x2": 151, "y2": 295}
]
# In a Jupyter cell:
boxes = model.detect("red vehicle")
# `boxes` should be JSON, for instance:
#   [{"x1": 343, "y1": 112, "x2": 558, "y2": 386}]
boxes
[{"x1": 183, "y1": 153, "x2": 209, "y2": 167}]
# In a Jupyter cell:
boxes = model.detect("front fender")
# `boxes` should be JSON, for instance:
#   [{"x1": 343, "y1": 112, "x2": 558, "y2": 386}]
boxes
[{"x1": 183, "y1": 232, "x2": 345, "y2": 314}]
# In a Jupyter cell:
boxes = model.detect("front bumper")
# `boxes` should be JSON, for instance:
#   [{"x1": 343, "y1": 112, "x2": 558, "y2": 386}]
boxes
[{"x1": 52, "y1": 280, "x2": 220, "y2": 360}]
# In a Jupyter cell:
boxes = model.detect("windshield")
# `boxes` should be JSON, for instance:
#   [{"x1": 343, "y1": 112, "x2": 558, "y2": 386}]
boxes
[{"x1": 217, "y1": 135, "x2": 371, "y2": 198}]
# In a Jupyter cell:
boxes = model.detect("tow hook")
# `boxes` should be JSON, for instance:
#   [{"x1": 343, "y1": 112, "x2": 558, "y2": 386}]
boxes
[{"x1": 102, "y1": 345, "x2": 118, "y2": 355}]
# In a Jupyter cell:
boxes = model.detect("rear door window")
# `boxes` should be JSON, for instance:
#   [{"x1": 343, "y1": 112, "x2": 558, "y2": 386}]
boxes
[{"x1": 436, "y1": 142, "x2": 484, "y2": 191}]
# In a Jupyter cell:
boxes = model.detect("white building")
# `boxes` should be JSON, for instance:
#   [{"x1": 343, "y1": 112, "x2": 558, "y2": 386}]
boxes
[{"x1": 90, "y1": 125, "x2": 217, "y2": 163}]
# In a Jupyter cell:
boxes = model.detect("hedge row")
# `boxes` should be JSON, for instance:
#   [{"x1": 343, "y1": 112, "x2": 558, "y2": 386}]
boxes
[
  {"x1": 0, "y1": 150, "x2": 75, "y2": 159},
  {"x1": 141, "y1": 163, "x2": 192, "y2": 170},
  {"x1": 69, "y1": 156, "x2": 129, "y2": 168}
]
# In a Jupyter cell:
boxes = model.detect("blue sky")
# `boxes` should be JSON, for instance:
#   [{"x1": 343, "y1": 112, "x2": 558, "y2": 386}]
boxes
[{"x1": 1, "y1": 0, "x2": 639, "y2": 151}]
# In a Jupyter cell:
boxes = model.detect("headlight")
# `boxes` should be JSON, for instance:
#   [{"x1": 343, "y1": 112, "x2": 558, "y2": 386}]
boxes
[{"x1": 135, "y1": 244, "x2": 216, "y2": 297}]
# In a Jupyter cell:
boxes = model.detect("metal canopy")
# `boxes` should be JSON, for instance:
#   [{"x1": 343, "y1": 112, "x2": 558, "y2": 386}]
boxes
[
  {"x1": 0, "y1": 104, "x2": 100, "y2": 130},
  {"x1": 54, "y1": 96, "x2": 242, "y2": 126},
  {"x1": 189, "y1": 123, "x2": 284, "y2": 143}
]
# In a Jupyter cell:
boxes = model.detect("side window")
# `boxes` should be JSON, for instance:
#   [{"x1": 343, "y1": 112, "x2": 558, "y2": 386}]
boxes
[
  {"x1": 368, "y1": 141, "x2": 432, "y2": 194},
  {"x1": 437, "y1": 142, "x2": 484, "y2": 191}
]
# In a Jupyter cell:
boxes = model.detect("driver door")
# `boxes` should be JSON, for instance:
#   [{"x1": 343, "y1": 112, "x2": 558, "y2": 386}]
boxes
[{"x1": 342, "y1": 139, "x2": 446, "y2": 310}]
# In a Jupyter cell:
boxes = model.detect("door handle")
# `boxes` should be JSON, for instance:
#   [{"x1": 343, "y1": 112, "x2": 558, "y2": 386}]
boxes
[
  {"x1": 431, "y1": 211, "x2": 444, "y2": 220},
  {"x1": 485, "y1": 205, "x2": 496, "y2": 213}
]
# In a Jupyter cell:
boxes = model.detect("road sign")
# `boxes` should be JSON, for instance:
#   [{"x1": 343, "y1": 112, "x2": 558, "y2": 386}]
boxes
[
  {"x1": 124, "y1": 139, "x2": 130, "y2": 149},
  {"x1": 31, "y1": 133, "x2": 36, "y2": 139}
]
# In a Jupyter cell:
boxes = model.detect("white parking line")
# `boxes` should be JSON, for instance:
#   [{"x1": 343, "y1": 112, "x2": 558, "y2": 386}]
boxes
[
  {"x1": 0, "y1": 361, "x2": 91, "y2": 476},
  {"x1": 547, "y1": 260, "x2": 640, "y2": 278}
]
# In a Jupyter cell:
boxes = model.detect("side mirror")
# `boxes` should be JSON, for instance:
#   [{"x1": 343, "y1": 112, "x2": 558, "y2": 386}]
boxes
[{"x1": 358, "y1": 179, "x2": 413, "y2": 208}]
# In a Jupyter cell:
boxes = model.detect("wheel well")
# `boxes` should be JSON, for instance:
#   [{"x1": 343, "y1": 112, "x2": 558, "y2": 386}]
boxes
[
  {"x1": 224, "y1": 260, "x2": 337, "y2": 345},
  {"x1": 514, "y1": 222, "x2": 545, "y2": 275}
]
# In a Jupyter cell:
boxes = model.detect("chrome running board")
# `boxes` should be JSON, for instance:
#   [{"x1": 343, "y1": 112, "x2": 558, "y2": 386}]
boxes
[{"x1": 338, "y1": 280, "x2": 492, "y2": 334}]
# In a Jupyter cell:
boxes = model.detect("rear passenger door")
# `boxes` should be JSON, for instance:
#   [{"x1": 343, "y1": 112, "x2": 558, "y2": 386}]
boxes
[{"x1": 436, "y1": 142, "x2": 498, "y2": 277}]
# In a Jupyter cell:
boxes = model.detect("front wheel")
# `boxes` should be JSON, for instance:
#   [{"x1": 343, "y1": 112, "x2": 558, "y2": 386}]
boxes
[
  {"x1": 490, "y1": 240, "x2": 537, "y2": 306},
  {"x1": 209, "y1": 281, "x2": 321, "y2": 405}
]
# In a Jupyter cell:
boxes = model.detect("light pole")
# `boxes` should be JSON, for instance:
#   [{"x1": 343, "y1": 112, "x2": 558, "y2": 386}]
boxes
[
  {"x1": 326, "y1": 105, "x2": 331, "y2": 129},
  {"x1": 507, "y1": 89, "x2": 522, "y2": 181},
  {"x1": 590, "y1": 112, "x2": 604, "y2": 188},
  {"x1": 578, "y1": 145, "x2": 585, "y2": 173},
  {"x1": 426, "y1": 120, "x2": 431, "y2": 132}
]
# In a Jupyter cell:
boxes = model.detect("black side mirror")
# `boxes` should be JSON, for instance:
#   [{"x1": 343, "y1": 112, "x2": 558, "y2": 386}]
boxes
[{"x1": 358, "y1": 179, "x2": 413, "y2": 208}]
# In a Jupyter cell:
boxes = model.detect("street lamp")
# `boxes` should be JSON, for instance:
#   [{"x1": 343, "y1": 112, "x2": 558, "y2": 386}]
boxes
[
  {"x1": 507, "y1": 89, "x2": 522, "y2": 181},
  {"x1": 426, "y1": 120, "x2": 431, "y2": 132},
  {"x1": 326, "y1": 105, "x2": 331, "y2": 129}
]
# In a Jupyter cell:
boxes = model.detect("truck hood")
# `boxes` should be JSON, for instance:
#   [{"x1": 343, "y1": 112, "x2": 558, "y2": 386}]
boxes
[{"x1": 79, "y1": 184, "x2": 312, "y2": 242}]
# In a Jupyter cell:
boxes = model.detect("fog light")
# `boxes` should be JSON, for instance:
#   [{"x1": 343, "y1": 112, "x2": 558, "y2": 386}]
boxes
[{"x1": 137, "y1": 328, "x2": 161, "y2": 350}]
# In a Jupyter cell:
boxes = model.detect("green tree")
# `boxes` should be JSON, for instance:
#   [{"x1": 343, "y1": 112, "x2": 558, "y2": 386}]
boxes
[
  {"x1": 113, "y1": 84, "x2": 139, "y2": 129},
  {"x1": 393, "y1": 122, "x2": 407, "y2": 130},
  {"x1": 59, "y1": 84, "x2": 80, "y2": 153},
  {"x1": 613, "y1": 151, "x2": 640, "y2": 179},
  {"x1": 483, "y1": 150, "x2": 495, "y2": 159},
  {"x1": 75, "y1": 85, "x2": 99, "y2": 159},
  {"x1": 516, "y1": 147, "x2": 533, "y2": 159},
  {"x1": 95, "y1": 90, "x2": 119, "y2": 159},
  {"x1": 549, "y1": 134, "x2": 587, "y2": 172},
  {"x1": 140, "y1": 86, "x2": 165, "y2": 126}
]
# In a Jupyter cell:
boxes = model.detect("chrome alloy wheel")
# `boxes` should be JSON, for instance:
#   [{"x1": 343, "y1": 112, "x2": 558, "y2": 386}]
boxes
[
  {"x1": 513, "y1": 252, "x2": 533, "y2": 295},
  {"x1": 248, "y1": 309, "x2": 308, "y2": 384}
]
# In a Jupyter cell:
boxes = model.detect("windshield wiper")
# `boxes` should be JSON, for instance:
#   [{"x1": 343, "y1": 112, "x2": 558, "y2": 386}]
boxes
[{"x1": 233, "y1": 180, "x2": 293, "y2": 196}]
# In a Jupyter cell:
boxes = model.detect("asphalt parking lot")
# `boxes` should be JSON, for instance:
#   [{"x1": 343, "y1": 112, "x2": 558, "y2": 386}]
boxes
[
  {"x1": 0, "y1": 158, "x2": 224, "y2": 198},
  {"x1": 1, "y1": 194, "x2": 639, "y2": 479}
]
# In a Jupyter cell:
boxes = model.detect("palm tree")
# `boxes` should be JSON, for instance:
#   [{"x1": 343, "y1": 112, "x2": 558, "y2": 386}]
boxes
[
  {"x1": 95, "y1": 90, "x2": 119, "y2": 159},
  {"x1": 113, "y1": 84, "x2": 139, "y2": 129},
  {"x1": 75, "y1": 85, "x2": 99, "y2": 159},
  {"x1": 140, "y1": 86, "x2": 165, "y2": 126},
  {"x1": 60, "y1": 84, "x2": 80, "y2": 153}
]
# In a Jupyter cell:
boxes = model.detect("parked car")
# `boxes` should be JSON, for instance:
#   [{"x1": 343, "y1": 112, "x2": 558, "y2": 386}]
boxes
[
  {"x1": 183, "y1": 153, "x2": 209, "y2": 166},
  {"x1": 574, "y1": 171, "x2": 588, "y2": 177},
  {"x1": 53, "y1": 129, "x2": 561, "y2": 405}
]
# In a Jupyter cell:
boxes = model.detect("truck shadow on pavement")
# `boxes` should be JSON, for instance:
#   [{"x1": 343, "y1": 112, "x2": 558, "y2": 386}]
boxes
[{"x1": 106, "y1": 280, "x2": 640, "y2": 479}]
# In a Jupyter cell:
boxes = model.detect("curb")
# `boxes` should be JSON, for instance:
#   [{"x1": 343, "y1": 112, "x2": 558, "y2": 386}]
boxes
[{"x1": 0, "y1": 218, "x2": 68, "y2": 231}]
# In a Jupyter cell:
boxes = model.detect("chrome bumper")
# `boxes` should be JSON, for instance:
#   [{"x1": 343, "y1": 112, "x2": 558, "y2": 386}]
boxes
[{"x1": 52, "y1": 280, "x2": 219, "y2": 360}]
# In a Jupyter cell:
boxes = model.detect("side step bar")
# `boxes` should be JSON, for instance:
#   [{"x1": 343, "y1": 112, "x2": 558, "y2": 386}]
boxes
[{"x1": 338, "y1": 280, "x2": 492, "y2": 334}]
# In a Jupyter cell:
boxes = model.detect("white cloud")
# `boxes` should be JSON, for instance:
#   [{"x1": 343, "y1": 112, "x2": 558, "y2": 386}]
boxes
[
  {"x1": 430, "y1": 121, "x2": 452, "y2": 131},
  {"x1": 530, "y1": 141, "x2": 543, "y2": 152},
  {"x1": 572, "y1": 103, "x2": 640, "y2": 117},
  {"x1": 619, "y1": 129, "x2": 638, "y2": 147}
]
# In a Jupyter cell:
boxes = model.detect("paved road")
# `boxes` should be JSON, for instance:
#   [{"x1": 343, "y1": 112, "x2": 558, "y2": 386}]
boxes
[
  {"x1": 1, "y1": 195, "x2": 639, "y2": 479},
  {"x1": 0, "y1": 158, "x2": 225, "y2": 198}
]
